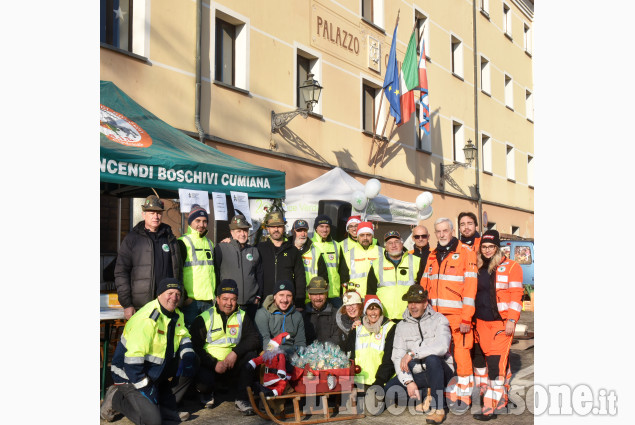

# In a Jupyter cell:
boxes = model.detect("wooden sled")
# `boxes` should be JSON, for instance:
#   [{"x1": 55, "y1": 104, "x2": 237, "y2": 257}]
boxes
[{"x1": 247, "y1": 386, "x2": 365, "y2": 425}]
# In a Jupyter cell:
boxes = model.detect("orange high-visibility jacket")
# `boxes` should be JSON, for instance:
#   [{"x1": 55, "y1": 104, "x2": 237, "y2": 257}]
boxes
[
  {"x1": 492, "y1": 257, "x2": 524, "y2": 322},
  {"x1": 420, "y1": 244, "x2": 478, "y2": 324}
]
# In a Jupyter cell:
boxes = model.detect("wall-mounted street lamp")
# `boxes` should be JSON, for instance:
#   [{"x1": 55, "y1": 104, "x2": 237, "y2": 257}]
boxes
[
  {"x1": 440, "y1": 139, "x2": 478, "y2": 185},
  {"x1": 271, "y1": 73, "x2": 323, "y2": 133}
]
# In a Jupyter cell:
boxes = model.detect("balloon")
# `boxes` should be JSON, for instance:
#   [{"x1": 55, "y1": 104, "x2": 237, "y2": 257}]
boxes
[
  {"x1": 351, "y1": 190, "x2": 367, "y2": 211},
  {"x1": 418, "y1": 205, "x2": 433, "y2": 220},
  {"x1": 364, "y1": 178, "x2": 382, "y2": 199},
  {"x1": 415, "y1": 192, "x2": 434, "y2": 211}
]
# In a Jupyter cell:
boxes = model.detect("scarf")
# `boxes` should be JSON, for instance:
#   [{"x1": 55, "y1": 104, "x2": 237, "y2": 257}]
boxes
[
  {"x1": 362, "y1": 315, "x2": 383, "y2": 334},
  {"x1": 460, "y1": 231, "x2": 481, "y2": 246},
  {"x1": 436, "y1": 237, "x2": 458, "y2": 265}
]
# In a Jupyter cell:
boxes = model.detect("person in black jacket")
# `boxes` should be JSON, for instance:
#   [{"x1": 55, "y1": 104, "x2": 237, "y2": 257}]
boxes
[
  {"x1": 114, "y1": 195, "x2": 183, "y2": 320},
  {"x1": 214, "y1": 215, "x2": 263, "y2": 321},
  {"x1": 256, "y1": 212, "x2": 306, "y2": 309},
  {"x1": 410, "y1": 225, "x2": 431, "y2": 283},
  {"x1": 302, "y1": 277, "x2": 339, "y2": 345},
  {"x1": 190, "y1": 280, "x2": 262, "y2": 415}
]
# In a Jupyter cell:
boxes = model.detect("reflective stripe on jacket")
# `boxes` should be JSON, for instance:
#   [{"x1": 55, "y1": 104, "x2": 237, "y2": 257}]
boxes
[
  {"x1": 493, "y1": 258, "x2": 524, "y2": 321},
  {"x1": 338, "y1": 237, "x2": 361, "y2": 255},
  {"x1": 180, "y1": 227, "x2": 216, "y2": 300},
  {"x1": 375, "y1": 253, "x2": 420, "y2": 320},
  {"x1": 344, "y1": 245, "x2": 383, "y2": 298},
  {"x1": 301, "y1": 244, "x2": 319, "y2": 301},
  {"x1": 354, "y1": 320, "x2": 395, "y2": 385},
  {"x1": 111, "y1": 299, "x2": 191, "y2": 387},
  {"x1": 420, "y1": 245, "x2": 478, "y2": 323},
  {"x1": 200, "y1": 306, "x2": 244, "y2": 361},
  {"x1": 311, "y1": 235, "x2": 341, "y2": 299}
]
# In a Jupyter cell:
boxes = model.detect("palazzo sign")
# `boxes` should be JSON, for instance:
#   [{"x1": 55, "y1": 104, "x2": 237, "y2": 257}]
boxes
[{"x1": 311, "y1": 1, "x2": 381, "y2": 71}]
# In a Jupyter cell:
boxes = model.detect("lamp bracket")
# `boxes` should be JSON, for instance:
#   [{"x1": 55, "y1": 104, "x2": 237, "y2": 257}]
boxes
[{"x1": 271, "y1": 108, "x2": 309, "y2": 133}]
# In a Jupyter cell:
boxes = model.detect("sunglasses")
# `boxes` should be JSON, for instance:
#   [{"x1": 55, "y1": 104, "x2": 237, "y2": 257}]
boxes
[{"x1": 413, "y1": 235, "x2": 429, "y2": 239}]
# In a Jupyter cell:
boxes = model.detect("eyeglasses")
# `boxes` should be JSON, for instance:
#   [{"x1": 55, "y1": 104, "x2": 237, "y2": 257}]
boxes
[
  {"x1": 413, "y1": 235, "x2": 429, "y2": 239},
  {"x1": 481, "y1": 245, "x2": 498, "y2": 251}
]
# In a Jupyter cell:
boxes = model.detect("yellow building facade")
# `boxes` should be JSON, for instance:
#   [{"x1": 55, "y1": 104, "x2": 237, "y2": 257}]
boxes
[{"x1": 100, "y1": 0, "x2": 534, "y2": 241}]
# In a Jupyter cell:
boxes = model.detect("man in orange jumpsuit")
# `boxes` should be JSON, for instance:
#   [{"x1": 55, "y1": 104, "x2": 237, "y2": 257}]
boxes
[{"x1": 420, "y1": 217, "x2": 477, "y2": 411}]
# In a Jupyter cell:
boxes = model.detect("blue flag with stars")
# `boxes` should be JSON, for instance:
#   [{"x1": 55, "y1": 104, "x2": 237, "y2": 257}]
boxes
[{"x1": 383, "y1": 24, "x2": 401, "y2": 124}]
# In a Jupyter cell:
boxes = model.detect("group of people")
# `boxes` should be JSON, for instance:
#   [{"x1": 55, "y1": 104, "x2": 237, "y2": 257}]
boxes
[{"x1": 100, "y1": 195, "x2": 524, "y2": 424}]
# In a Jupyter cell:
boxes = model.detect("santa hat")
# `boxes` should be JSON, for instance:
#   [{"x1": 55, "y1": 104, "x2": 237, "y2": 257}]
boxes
[
  {"x1": 269, "y1": 332, "x2": 290, "y2": 348},
  {"x1": 363, "y1": 294, "x2": 383, "y2": 314},
  {"x1": 346, "y1": 215, "x2": 362, "y2": 229},
  {"x1": 357, "y1": 221, "x2": 374, "y2": 236}
]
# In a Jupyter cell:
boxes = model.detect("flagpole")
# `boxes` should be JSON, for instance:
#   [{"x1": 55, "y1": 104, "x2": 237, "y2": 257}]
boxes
[
  {"x1": 368, "y1": 94, "x2": 385, "y2": 166},
  {"x1": 378, "y1": 117, "x2": 396, "y2": 166},
  {"x1": 370, "y1": 10, "x2": 400, "y2": 168}
]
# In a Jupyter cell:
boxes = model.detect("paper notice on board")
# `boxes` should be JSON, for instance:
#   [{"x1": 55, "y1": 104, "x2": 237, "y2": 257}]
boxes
[
  {"x1": 230, "y1": 191, "x2": 252, "y2": 225},
  {"x1": 211, "y1": 192, "x2": 228, "y2": 221},
  {"x1": 178, "y1": 189, "x2": 210, "y2": 213}
]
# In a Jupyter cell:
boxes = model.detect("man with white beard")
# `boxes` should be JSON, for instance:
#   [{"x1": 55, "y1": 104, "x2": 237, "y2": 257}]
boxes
[{"x1": 420, "y1": 217, "x2": 478, "y2": 412}]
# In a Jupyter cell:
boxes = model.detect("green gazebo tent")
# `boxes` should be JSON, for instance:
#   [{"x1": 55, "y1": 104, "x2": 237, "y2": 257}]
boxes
[{"x1": 100, "y1": 80, "x2": 285, "y2": 198}]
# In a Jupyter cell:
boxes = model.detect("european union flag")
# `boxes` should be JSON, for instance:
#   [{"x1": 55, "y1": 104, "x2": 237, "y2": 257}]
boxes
[{"x1": 383, "y1": 24, "x2": 401, "y2": 125}]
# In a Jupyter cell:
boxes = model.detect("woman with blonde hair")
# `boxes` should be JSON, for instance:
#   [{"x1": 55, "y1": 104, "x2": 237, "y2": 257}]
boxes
[{"x1": 472, "y1": 230, "x2": 523, "y2": 422}]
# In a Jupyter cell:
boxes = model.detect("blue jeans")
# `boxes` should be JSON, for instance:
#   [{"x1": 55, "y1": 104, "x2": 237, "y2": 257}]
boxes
[
  {"x1": 181, "y1": 299, "x2": 213, "y2": 328},
  {"x1": 384, "y1": 355, "x2": 453, "y2": 410}
]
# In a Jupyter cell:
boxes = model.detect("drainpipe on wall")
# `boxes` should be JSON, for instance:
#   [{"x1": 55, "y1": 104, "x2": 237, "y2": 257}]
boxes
[
  {"x1": 195, "y1": 0, "x2": 217, "y2": 242},
  {"x1": 195, "y1": 0, "x2": 205, "y2": 145},
  {"x1": 472, "y1": 0, "x2": 483, "y2": 234}
]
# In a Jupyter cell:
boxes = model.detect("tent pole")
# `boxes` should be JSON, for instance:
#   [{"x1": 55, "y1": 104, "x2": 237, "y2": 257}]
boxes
[{"x1": 117, "y1": 197, "x2": 122, "y2": 249}]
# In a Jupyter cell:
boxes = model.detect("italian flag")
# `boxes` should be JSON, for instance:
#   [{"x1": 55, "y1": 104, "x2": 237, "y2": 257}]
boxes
[{"x1": 399, "y1": 31, "x2": 419, "y2": 126}]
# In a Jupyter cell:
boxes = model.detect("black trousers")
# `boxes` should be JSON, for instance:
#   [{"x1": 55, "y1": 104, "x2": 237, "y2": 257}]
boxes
[
  {"x1": 112, "y1": 357, "x2": 195, "y2": 425},
  {"x1": 195, "y1": 350, "x2": 258, "y2": 401}
]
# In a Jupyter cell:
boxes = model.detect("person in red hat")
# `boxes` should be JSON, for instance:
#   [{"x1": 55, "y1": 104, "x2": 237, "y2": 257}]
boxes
[
  {"x1": 338, "y1": 215, "x2": 362, "y2": 255},
  {"x1": 338, "y1": 222, "x2": 383, "y2": 299},
  {"x1": 247, "y1": 332, "x2": 290, "y2": 397},
  {"x1": 341, "y1": 295, "x2": 395, "y2": 396}
]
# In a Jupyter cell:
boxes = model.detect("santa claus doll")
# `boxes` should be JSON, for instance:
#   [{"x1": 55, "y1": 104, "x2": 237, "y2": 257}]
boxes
[{"x1": 248, "y1": 332, "x2": 289, "y2": 397}]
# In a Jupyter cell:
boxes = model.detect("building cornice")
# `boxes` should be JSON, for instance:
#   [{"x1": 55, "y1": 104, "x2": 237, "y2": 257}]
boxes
[
  {"x1": 511, "y1": 0, "x2": 534, "y2": 21},
  {"x1": 179, "y1": 129, "x2": 534, "y2": 215}
]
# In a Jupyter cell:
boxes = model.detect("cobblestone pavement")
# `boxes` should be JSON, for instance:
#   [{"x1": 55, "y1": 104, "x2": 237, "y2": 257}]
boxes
[{"x1": 101, "y1": 311, "x2": 534, "y2": 425}]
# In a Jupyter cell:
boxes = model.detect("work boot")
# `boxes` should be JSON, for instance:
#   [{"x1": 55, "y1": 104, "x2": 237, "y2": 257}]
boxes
[
  {"x1": 473, "y1": 413, "x2": 497, "y2": 421},
  {"x1": 425, "y1": 409, "x2": 446, "y2": 424},
  {"x1": 199, "y1": 392, "x2": 214, "y2": 408},
  {"x1": 100, "y1": 385, "x2": 119, "y2": 422},
  {"x1": 415, "y1": 388, "x2": 432, "y2": 413},
  {"x1": 235, "y1": 399, "x2": 255, "y2": 416}
]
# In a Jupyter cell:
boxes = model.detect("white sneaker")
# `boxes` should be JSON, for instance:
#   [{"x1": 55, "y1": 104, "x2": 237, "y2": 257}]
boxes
[
  {"x1": 235, "y1": 399, "x2": 255, "y2": 416},
  {"x1": 199, "y1": 392, "x2": 214, "y2": 408}
]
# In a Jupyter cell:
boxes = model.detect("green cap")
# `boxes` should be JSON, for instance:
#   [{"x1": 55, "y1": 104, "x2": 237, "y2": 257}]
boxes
[
  {"x1": 402, "y1": 284, "x2": 428, "y2": 302},
  {"x1": 142, "y1": 195, "x2": 164, "y2": 212},
  {"x1": 307, "y1": 276, "x2": 329, "y2": 294}
]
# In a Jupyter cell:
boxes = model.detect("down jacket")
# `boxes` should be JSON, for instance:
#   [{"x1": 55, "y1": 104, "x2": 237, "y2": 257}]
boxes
[
  {"x1": 114, "y1": 221, "x2": 182, "y2": 310},
  {"x1": 391, "y1": 304, "x2": 451, "y2": 385}
]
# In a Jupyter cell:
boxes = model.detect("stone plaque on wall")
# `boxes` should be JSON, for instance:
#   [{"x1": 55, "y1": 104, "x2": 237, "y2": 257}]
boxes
[{"x1": 368, "y1": 35, "x2": 381, "y2": 73}]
